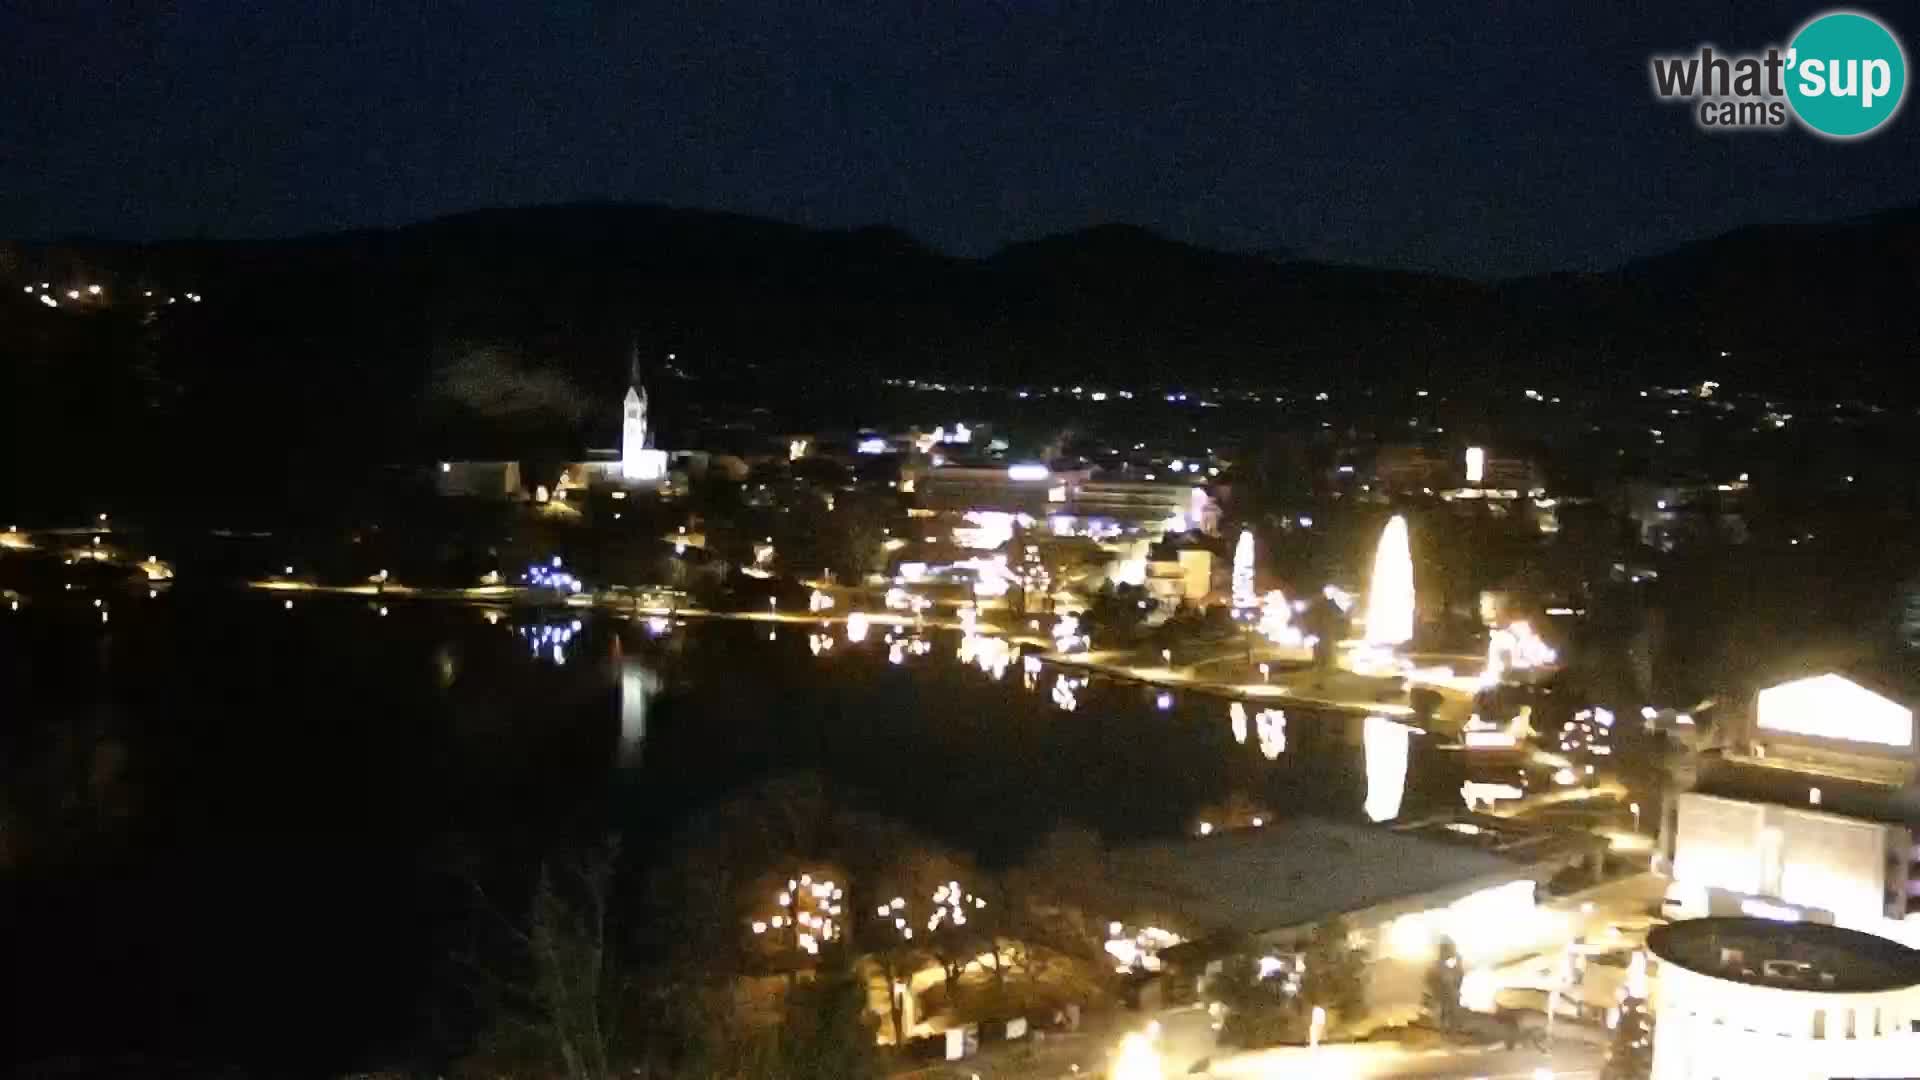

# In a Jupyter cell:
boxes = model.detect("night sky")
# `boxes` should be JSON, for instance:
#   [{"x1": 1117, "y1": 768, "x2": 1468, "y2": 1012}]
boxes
[{"x1": 6, "y1": 0, "x2": 1918, "y2": 277}]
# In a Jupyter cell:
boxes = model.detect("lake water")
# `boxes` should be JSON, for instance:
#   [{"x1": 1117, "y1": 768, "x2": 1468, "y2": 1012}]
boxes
[{"x1": 0, "y1": 589, "x2": 1463, "y2": 1070}]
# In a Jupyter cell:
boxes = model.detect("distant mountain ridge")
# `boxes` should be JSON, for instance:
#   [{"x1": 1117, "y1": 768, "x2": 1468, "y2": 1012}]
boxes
[{"x1": 8, "y1": 200, "x2": 1920, "y2": 402}]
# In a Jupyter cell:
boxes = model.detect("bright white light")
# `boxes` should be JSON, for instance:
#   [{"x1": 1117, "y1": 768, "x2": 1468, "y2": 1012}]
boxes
[
  {"x1": 1757, "y1": 672, "x2": 1913, "y2": 748},
  {"x1": 1110, "y1": 1031, "x2": 1163, "y2": 1080},
  {"x1": 1466, "y1": 446, "x2": 1485, "y2": 484},
  {"x1": 1363, "y1": 715, "x2": 1411, "y2": 822},
  {"x1": 1481, "y1": 620, "x2": 1557, "y2": 687},
  {"x1": 39, "y1": 294, "x2": 56, "y2": 308},
  {"x1": 1258, "y1": 590, "x2": 1301, "y2": 646},
  {"x1": 1231, "y1": 530, "x2": 1256, "y2": 612},
  {"x1": 856, "y1": 437, "x2": 888, "y2": 454},
  {"x1": 1007, "y1": 463, "x2": 1050, "y2": 481},
  {"x1": 1385, "y1": 913, "x2": 1432, "y2": 959},
  {"x1": 1255, "y1": 709, "x2": 1286, "y2": 759},
  {"x1": 1364, "y1": 516, "x2": 1415, "y2": 646},
  {"x1": 86, "y1": 284, "x2": 101, "y2": 296},
  {"x1": 955, "y1": 510, "x2": 1016, "y2": 550},
  {"x1": 845, "y1": 611, "x2": 870, "y2": 643},
  {"x1": 1229, "y1": 702, "x2": 1248, "y2": 744},
  {"x1": 1051, "y1": 673, "x2": 1079, "y2": 711}
]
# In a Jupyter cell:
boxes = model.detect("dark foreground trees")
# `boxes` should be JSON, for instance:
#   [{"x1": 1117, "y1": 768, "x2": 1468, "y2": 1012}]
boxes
[
  {"x1": 1206, "y1": 921, "x2": 1368, "y2": 1048},
  {"x1": 1422, "y1": 938, "x2": 1465, "y2": 1033},
  {"x1": 446, "y1": 774, "x2": 1112, "y2": 1078}
]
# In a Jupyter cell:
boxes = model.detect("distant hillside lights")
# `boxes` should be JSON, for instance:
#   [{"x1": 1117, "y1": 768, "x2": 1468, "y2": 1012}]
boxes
[{"x1": 22, "y1": 280, "x2": 200, "y2": 307}]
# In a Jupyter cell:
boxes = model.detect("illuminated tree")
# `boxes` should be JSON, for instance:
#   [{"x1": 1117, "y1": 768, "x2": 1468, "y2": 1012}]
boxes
[
  {"x1": 1232, "y1": 529, "x2": 1258, "y2": 612},
  {"x1": 861, "y1": 843, "x2": 974, "y2": 1043},
  {"x1": 1364, "y1": 515, "x2": 1414, "y2": 646},
  {"x1": 745, "y1": 867, "x2": 850, "y2": 973}
]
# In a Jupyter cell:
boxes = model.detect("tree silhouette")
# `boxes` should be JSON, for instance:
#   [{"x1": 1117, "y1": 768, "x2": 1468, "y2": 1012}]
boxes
[
  {"x1": 1602, "y1": 994, "x2": 1654, "y2": 1080},
  {"x1": 1302, "y1": 916, "x2": 1367, "y2": 1027},
  {"x1": 1423, "y1": 938, "x2": 1464, "y2": 1033}
]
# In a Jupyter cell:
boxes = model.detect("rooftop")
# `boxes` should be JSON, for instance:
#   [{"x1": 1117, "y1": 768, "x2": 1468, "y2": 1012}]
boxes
[
  {"x1": 1695, "y1": 760, "x2": 1920, "y2": 827},
  {"x1": 1103, "y1": 817, "x2": 1530, "y2": 937},
  {"x1": 1649, "y1": 918, "x2": 1920, "y2": 994}
]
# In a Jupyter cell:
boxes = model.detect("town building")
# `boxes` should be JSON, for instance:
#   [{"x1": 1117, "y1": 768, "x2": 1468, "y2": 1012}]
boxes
[
  {"x1": 1647, "y1": 917, "x2": 1920, "y2": 1079},
  {"x1": 1619, "y1": 476, "x2": 1749, "y2": 551},
  {"x1": 1662, "y1": 668, "x2": 1920, "y2": 946},
  {"x1": 1373, "y1": 444, "x2": 1539, "y2": 496},
  {"x1": 435, "y1": 460, "x2": 523, "y2": 499},
  {"x1": 620, "y1": 378, "x2": 668, "y2": 485},
  {"x1": 1145, "y1": 541, "x2": 1215, "y2": 606},
  {"x1": 917, "y1": 464, "x2": 1218, "y2": 537},
  {"x1": 1101, "y1": 817, "x2": 1596, "y2": 1009},
  {"x1": 431, "y1": 366, "x2": 676, "y2": 500}
]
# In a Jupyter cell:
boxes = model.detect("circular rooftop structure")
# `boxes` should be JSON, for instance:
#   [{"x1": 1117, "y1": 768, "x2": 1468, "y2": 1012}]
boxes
[
  {"x1": 1649, "y1": 917, "x2": 1920, "y2": 994},
  {"x1": 1645, "y1": 918, "x2": 1920, "y2": 1079}
]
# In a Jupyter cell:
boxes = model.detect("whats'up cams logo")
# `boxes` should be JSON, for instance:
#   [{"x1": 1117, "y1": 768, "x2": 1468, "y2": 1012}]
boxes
[{"x1": 1651, "y1": 9, "x2": 1906, "y2": 137}]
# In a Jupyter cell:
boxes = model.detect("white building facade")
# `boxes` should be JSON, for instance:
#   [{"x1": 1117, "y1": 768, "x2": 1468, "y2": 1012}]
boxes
[
  {"x1": 1649, "y1": 919, "x2": 1920, "y2": 1080},
  {"x1": 621, "y1": 382, "x2": 668, "y2": 485}
]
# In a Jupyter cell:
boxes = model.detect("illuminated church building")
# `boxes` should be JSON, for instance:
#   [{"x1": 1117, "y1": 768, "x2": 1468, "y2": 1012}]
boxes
[
  {"x1": 620, "y1": 377, "x2": 669, "y2": 485},
  {"x1": 434, "y1": 360, "x2": 674, "y2": 500}
]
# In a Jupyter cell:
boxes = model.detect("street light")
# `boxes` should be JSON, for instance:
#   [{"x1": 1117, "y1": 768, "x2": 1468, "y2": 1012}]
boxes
[
  {"x1": 1110, "y1": 1030, "x2": 1162, "y2": 1080},
  {"x1": 1630, "y1": 801, "x2": 1642, "y2": 833}
]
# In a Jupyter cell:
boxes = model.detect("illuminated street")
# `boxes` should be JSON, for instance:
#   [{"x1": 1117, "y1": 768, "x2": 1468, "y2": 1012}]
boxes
[{"x1": 1208, "y1": 1043, "x2": 1600, "y2": 1079}]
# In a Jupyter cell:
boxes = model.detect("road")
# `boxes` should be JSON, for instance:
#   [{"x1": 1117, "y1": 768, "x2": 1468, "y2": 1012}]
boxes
[
  {"x1": 1204, "y1": 1040, "x2": 1601, "y2": 1078},
  {"x1": 1137, "y1": 1007, "x2": 1602, "y2": 1080}
]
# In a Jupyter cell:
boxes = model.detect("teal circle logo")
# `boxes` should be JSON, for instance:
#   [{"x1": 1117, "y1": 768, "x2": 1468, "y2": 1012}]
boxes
[{"x1": 1787, "y1": 11, "x2": 1906, "y2": 138}]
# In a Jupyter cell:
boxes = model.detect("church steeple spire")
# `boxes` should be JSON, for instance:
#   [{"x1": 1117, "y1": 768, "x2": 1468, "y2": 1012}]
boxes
[{"x1": 621, "y1": 342, "x2": 665, "y2": 483}]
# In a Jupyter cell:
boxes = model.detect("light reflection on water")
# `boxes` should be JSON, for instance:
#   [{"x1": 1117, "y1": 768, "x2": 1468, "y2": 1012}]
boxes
[
  {"x1": 1364, "y1": 714, "x2": 1412, "y2": 822},
  {"x1": 262, "y1": 599, "x2": 1448, "y2": 832},
  {"x1": 618, "y1": 657, "x2": 658, "y2": 767}
]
